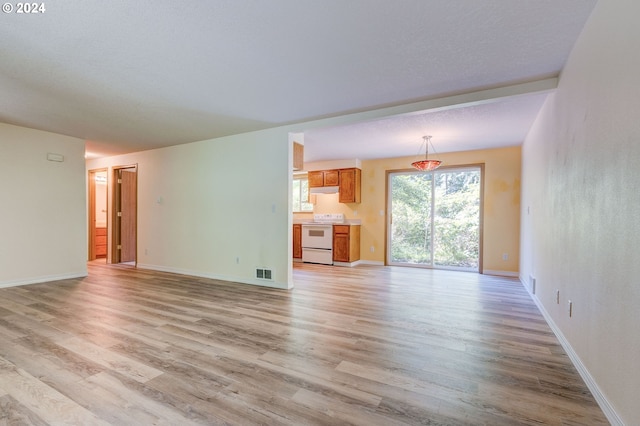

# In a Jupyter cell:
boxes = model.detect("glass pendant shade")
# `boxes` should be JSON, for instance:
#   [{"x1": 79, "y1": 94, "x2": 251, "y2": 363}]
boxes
[
  {"x1": 412, "y1": 136, "x2": 442, "y2": 171},
  {"x1": 411, "y1": 159, "x2": 442, "y2": 171}
]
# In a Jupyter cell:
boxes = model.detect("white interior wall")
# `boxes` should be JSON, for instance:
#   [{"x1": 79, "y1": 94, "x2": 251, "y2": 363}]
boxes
[
  {"x1": 520, "y1": 1, "x2": 640, "y2": 423},
  {"x1": 86, "y1": 127, "x2": 293, "y2": 289},
  {"x1": 0, "y1": 123, "x2": 87, "y2": 287}
]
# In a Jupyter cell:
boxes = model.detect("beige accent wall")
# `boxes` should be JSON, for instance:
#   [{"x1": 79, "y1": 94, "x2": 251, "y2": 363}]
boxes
[
  {"x1": 520, "y1": 1, "x2": 639, "y2": 423},
  {"x1": 0, "y1": 123, "x2": 87, "y2": 287},
  {"x1": 309, "y1": 146, "x2": 521, "y2": 274}
]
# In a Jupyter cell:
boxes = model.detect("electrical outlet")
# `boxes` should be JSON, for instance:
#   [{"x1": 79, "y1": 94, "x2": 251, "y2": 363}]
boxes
[
  {"x1": 556, "y1": 290, "x2": 560, "y2": 304},
  {"x1": 502, "y1": 253, "x2": 508, "y2": 261},
  {"x1": 568, "y1": 300, "x2": 573, "y2": 317},
  {"x1": 370, "y1": 246, "x2": 375, "y2": 253}
]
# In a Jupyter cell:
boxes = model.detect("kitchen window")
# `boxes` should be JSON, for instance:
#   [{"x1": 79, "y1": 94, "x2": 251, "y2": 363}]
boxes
[{"x1": 293, "y1": 176, "x2": 313, "y2": 212}]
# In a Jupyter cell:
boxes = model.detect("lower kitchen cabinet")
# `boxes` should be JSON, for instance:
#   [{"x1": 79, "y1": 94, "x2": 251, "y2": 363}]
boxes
[
  {"x1": 293, "y1": 224, "x2": 302, "y2": 259},
  {"x1": 333, "y1": 224, "x2": 360, "y2": 263},
  {"x1": 96, "y1": 227, "x2": 107, "y2": 257}
]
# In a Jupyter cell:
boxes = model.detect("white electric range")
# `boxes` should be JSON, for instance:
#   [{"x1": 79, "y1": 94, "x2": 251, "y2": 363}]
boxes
[{"x1": 301, "y1": 214, "x2": 344, "y2": 265}]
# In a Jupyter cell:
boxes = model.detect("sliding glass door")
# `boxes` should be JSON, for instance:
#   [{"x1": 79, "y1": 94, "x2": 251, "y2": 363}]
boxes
[{"x1": 388, "y1": 166, "x2": 481, "y2": 271}]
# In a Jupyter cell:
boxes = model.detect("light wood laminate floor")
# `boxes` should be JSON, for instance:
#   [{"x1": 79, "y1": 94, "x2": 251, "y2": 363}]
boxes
[{"x1": 0, "y1": 262, "x2": 608, "y2": 425}]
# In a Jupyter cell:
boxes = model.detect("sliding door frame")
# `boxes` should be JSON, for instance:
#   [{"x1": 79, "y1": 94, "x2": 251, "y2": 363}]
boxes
[{"x1": 384, "y1": 163, "x2": 485, "y2": 273}]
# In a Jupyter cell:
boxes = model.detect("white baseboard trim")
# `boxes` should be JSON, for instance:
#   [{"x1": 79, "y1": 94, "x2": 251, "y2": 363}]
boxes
[
  {"x1": 483, "y1": 269, "x2": 519, "y2": 277},
  {"x1": 355, "y1": 260, "x2": 385, "y2": 266},
  {"x1": 0, "y1": 271, "x2": 87, "y2": 289},
  {"x1": 520, "y1": 278, "x2": 623, "y2": 426},
  {"x1": 333, "y1": 260, "x2": 362, "y2": 267},
  {"x1": 136, "y1": 263, "x2": 292, "y2": 290}
]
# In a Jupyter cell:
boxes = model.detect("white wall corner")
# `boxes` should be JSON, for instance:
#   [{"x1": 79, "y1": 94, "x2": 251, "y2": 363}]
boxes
[
  {"x1": 136, "y1": 263, "x2": 293, "y2": 291},
  {"x1": 519, "y1": 277, "x2": 624, "y2": 426},
  {"x1": 483, "y1": 269, "x2": 519, "y2": 278},
  {"x1": 0, "y1": 272, "x2": 88, "y2": 289}
]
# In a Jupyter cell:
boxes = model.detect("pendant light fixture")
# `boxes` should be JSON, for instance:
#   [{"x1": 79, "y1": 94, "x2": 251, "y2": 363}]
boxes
[{"x1": 411, "y1": 135, "x2": 442, "y2": 171}]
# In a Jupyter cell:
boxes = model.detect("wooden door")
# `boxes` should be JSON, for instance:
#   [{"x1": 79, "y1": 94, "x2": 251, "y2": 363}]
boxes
[{"x1": 113, "y1": 166, "x2": 137, "y2": 264}]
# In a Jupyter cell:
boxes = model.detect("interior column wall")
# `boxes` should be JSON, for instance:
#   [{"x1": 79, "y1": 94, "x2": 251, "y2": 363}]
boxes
[
  {"x1": 86, "y1": 127, "x2": 292, "y2": 289},
  {"x1": 0, "y1": 123, "x2": 87, "y2": 287}
]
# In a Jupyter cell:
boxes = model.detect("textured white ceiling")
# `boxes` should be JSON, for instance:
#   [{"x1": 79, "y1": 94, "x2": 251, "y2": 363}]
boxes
[
  {"x1": 303, "y1": 92, "x2": 550, "y2": 162},
  {"x1": 0, "y1": 1, "x2": 597, "y2": 159}
]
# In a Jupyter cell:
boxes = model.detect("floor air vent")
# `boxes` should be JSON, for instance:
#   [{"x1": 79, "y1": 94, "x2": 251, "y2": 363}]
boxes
[{"x1": 256, "y1": 268, "x2": 273, "y2": 281}]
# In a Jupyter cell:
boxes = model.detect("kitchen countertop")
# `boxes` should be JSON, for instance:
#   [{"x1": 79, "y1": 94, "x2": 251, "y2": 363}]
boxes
[{"x1": 293, "y1": 219, "x2": 361, "y2": 225}]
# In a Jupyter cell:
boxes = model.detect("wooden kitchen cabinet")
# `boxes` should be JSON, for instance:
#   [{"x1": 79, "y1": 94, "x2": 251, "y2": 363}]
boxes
[
  {"x1": 293, "y1": 224, "x2": 302, "y2": 259},
  {"x1": 308, "y1": 167, "x2": 361, "y2": 203},
  {"x1": 293, "y1": 142, "x2": 304, "y2": 171},
  {"x1": 96, "y1": 227, "x2": 107, "y2": 258},
  {"x1": 308, "y1": 171, "x2": 324, "y2": 187},
  {"x1": 308, "y1": 169, "x2": 339, "y2": 187},
  {"x1": 338, "y1": 168, "x2": 361, "y2": 203},
  {"x1": 333, "y1": 224, "x2": 360, "y2": 263},
  {"x1": 324, "y1": 170, "x2": 339, "y2": 186}
]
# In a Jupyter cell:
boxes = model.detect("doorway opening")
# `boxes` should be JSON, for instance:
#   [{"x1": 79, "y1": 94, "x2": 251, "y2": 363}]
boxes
[
  {"x1": 387, "y1": 165, "x2": 483, "y2": 272},
  {"x1": 112, "y1": 165, "x2": 138, "y2": 265},
  {"x1": 88, "y1": 168, "x2": 108, "y2": 262}
]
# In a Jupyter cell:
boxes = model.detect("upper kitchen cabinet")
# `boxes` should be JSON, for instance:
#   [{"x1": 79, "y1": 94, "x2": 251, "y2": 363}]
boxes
[
  {"x1": 293, "y1": 142, "x2": 304, "y2": 171},
  {"x1": 308, "y1": 170, "x2": 339, "y2": 187},
  {"x1": 307, "y1": 162, "x2": 361, "y2": 203},
  {"x1": 338, "y1": 168, "x2": 361, "y2": 203},
  {"x1": 309, "y1": 168, "x2": 361, "y2": 203}
]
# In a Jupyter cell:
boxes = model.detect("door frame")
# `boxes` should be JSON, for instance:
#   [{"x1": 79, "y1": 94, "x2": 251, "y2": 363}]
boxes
[
  {"x1": 384, "y1": 163, "x2": 485, "y2": 273},
  {"x1": 111, "y1": 164, "x2": 138, "y2": 264},
  {"x1": 88, "y1": 168, "x2": 108, "y2": 261}
]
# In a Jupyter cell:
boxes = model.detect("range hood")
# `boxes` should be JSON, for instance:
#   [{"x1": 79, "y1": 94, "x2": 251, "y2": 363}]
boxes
[{"x1": 309, "y1": 186, "x2": 339, "y2": 194}]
